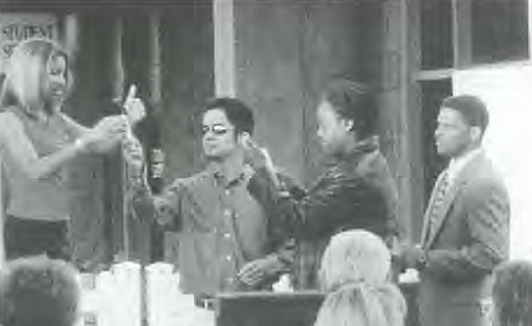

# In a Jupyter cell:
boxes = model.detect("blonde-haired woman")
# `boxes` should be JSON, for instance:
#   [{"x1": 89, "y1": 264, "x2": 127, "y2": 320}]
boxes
[
  {"x1": 314, "y1": 230, "x2": 406, "y2": 326},
  {"x1": 0, "y1": 38, "x2": 142, "y2": 261}
]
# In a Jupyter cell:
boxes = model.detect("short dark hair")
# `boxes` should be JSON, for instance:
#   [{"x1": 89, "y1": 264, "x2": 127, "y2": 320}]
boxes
[
  {"x1": 441, "y1": 95, "x2": 489, "y2": 133},
  {"x1": 204, "y1": 97, "x2": 254, "y2": 135},
  {"x1": 0, "y1": 256, "x2": 81, "y2": 326},
  {"x1": 493, "y1": 260, "x2": 532, "y2": 326},
  {"x1": 323, "y1": 80, "x2": 378, "y2": 139}
]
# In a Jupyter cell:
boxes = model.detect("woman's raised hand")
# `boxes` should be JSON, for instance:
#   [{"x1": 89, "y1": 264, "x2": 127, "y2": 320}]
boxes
[{"x1": 123, "y1": 85, "x2": 146, "y2": 127}]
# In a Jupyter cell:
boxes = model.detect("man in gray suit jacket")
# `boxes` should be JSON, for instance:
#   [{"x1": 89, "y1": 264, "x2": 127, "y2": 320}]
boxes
[{"x1": 401, "y1": 95, "x2": 510, "y2": 326}]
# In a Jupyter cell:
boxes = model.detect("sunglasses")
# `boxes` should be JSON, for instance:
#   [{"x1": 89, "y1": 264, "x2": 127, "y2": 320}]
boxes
[{"x1": 201, "y1": 124, "x2": 233, "y2": 136}]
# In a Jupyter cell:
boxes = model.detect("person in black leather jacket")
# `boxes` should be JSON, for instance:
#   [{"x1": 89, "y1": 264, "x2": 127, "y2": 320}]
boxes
[{"x1": 247, "y1": 80, "x2": 403, "y2": 289}]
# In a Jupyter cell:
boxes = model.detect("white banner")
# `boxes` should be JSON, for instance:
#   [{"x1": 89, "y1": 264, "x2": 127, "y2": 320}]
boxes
[{"x1": 0, "y1": 13, "x2": 58, "y2": 72}]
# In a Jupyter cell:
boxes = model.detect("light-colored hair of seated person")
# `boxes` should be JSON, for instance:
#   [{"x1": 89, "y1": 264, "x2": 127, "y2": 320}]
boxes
[
  {"x1": 314, "y1": 282, "x2": 406, "y2": 326},
  {"x1": 315, "y1": 230, "x2": 406, "y2": 326},
  {"x1": 493, "y1": 259, "x2": 532, "y2": 326},
  {"x1": 319, "y1": 229, "x2": 391, "y2": 291}
]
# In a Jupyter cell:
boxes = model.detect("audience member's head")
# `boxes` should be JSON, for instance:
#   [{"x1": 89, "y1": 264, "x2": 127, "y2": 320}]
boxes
[
  {"x1": 492, "y1": 260, "x2": 532, "y2": 326},
  {"x1": 319, "y1": 229, "x2": 391, "y2": 290},
  {"x1": 0, "y1": 256, "x2": 81, "y2": 326},
  {"x1": 315, "y1": 230, "x2": 406, "y2": 326}
]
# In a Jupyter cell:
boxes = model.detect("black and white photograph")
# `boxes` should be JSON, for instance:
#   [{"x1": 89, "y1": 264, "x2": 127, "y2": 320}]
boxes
[{"x1": 0, "y1": 0, "x2": 530, "y2": 325}]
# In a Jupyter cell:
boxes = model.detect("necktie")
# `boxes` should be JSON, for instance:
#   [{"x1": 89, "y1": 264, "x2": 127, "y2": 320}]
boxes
[{"x1": 427, "y1": 170, "x2": 450, "y2": 237}]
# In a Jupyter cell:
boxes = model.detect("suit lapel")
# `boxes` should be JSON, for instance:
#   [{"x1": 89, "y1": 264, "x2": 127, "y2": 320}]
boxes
[
  {"x1": 424, "y1": 151, "x2": 485, "y2": 248},
  {"x1": 421, "y1": 172, "x2": 446, "y2": 246},
  {"x1": 424, "y1": 178, "x2": 462, "y2": 248}
]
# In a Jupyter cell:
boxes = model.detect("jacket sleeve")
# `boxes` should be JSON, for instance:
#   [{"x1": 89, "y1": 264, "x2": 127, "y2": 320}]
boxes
[
  {"x1": 131, "y1": 177, "x2": 185, "y2": 231},
  {"x1": 424, "y1": 180, "x2": 510, "y2": 281},
  {"x1": 248, "y1": 166, "x2": 370, "y2": 240},
  {"x1": 247, "y1": 168, "x2": 304, "y2": 273}
]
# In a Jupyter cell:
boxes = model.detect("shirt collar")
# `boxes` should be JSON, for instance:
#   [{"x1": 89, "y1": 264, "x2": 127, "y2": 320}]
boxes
[
  {"x1": 210, "y1": 163, "x2": 252, "y2": 188},
  {"x1": 447, "y1": 147, "x2": 482, "y2": 182}
]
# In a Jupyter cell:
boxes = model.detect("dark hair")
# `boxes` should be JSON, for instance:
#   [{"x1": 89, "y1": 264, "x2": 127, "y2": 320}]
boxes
[
  {"x1": 0, "y1": 256, "x2": 81, "y2": 326},
  {"x1": 441, "y1": 95, "x2": 489, "y2": 133},
  {"x1": 323, "y1": 80, "x2": 377, "y2": 139},
  {"x1": 204, "y1": 97, "x2": 254, "y2": 135},
  {"x1": 493, "y1": 260, "x2": 532, "y2": 326}
]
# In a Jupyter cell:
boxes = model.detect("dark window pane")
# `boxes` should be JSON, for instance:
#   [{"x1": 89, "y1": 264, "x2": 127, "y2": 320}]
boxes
[
  {"x1": 471, "y1": 0, "x2": 529, "y2": 64},
  {"x1": 420, "y1": 0, "x2": 454, "y2": 70}
]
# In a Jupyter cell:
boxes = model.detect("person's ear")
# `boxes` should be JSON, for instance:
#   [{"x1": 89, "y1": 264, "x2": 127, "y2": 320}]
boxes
[
  {"x1": 343, "y1": 119, "x2": 354, "y2": 132},
  {"x1": 239, "y1": 131, "x2": 251, "y2": 147},
  {"x1": 470, "y1": 126, "x2": 482, "y2": 142}
]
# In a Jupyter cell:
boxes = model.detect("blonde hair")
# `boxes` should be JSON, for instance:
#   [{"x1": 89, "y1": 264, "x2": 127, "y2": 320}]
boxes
[
  {"x1": 319, "y1": 229, "x2": 391, "y2": 290},
  {"x1": 1, "y1": 38, "x2": 71, "y2": 113},
  {"x1": 315, "y1": 230, "x2": 406, "y2": 326}
]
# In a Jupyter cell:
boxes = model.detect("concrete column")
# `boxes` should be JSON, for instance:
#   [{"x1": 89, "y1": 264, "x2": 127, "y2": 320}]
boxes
[
  {"x1": 529, "y1": 0, "x2": 532, "y2": 58},
  {"x1": 213, "y1": 0, "x2": 236, "y2": 97},
  {"x1": 0, "y1": 157, "x2": 4, "y2": 265}
]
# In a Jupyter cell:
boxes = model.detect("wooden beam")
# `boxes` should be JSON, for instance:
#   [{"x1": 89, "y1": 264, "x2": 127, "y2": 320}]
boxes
[
  {"x1": 529, "y1": 0, "x2": 532, "y2": 58},
  {"x1": 0, "y1": 157, "x2": 4, "y2": 266},
  {"x1": 415, "y1": 68, "x2": 454, "y2": 81},
  {"x1": 399, "y1": 0, "x2": 425, "y2": 242},
  {"x1": 213, "y1": 0, "x2": 236, "y2": 97},
  {"x1": 149, "y1": 10, "x2": 162, "y2": 106},
  {"x1": 452, "y1": 0, "x2": 472, "y2": 68}
]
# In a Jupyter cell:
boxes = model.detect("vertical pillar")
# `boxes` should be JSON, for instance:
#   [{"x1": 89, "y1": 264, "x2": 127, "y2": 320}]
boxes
[
  {"x1": 529, "y1": 0, "x2": 532, "y2": 58},
  {"x1": 213, "y1": 0, "x2": 236, "y2": 97},
  {"x1": 149, "y1": 10, "x2": 162, "y2": 106},
  {"x1": 397, "y1": 0, "x2": 424, "y2": 241},
  {"x1": 452, "y1": 0, "x2": 473, "y2": 67},
  {"x1": 0, "y1": 157, "x2": 4, "y2": 266}
]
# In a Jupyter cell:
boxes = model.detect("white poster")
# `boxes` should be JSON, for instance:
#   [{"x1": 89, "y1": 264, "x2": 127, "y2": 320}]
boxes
[
  {"x1": 0, "y1": 13, "x2": 58, "y2": 72},
  {"x1": 454, "y1": 63, "x2": 532, "y2": 260}
]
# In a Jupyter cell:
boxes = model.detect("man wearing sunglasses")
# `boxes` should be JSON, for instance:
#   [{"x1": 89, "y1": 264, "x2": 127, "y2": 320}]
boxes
[{"x1": 126, "y1": 97, "x2": 298, "y2": 308}]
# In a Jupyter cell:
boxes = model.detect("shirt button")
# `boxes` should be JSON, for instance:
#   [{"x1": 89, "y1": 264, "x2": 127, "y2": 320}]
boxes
[
  {"x1": 225, "y1": 189, "x2": 231, "y2": 196},
  {"x1": 225, "y1": 255, "x2": 232, "y2": 262},
  {"x1": 224, "y1": 233, "x2": 231, "y2": 239},
  {"x1": 224, "y1": 209, "x2": 232, "y2": 217}
]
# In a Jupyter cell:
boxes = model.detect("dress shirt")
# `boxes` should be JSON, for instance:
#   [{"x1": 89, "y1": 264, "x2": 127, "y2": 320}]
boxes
[
  {"x1": 133, "y1": 163, "x2": 292, "y2": 295},
  {"x1": 447, "y1": 148, "x2": 483, "y2": 186}
]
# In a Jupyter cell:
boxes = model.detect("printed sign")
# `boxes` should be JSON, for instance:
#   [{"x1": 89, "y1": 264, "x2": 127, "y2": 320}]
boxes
[{"x1": 0, "y1": 13, "x2": 58, "y2": 72}]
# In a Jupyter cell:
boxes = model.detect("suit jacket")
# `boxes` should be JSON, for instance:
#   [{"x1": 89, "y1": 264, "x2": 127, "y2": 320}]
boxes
[{"x1": 418, "y1": 150, "x2": 510, "y2": 326}]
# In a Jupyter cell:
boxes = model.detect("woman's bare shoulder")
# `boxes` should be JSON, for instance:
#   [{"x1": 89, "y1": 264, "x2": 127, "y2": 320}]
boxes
[{"x1": 0, "y1": 108, "x2": 23, "y2": 130}]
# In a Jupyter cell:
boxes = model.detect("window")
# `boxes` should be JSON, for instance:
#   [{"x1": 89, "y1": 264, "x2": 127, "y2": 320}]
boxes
[{"x1": 471, "y1": 0, "x2": 529, "y2": 64}]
